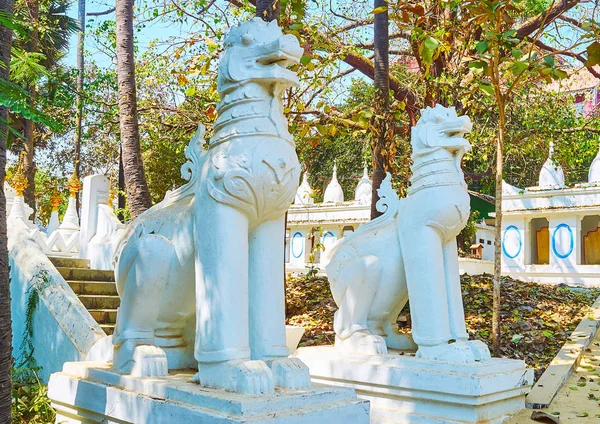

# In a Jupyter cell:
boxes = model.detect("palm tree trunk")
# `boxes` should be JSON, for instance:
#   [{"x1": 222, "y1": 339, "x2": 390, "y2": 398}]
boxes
[
  {"x1": 256, "y1": 0, "x2": 279, "y2": 22},
  {"x1": 0, "y1": 0, "x2": 13, "y2": 421},
  {"x1": 22, "y1": 0, "x2": 39, "y2": 219},
  {"x1": 115, "y1": 0, "x2": 152, "y2": 218},
  {"x1": 370, "y1": 0, "x2": 391, "y2": 219},
  {"x1": 74, "y1": 0, "x2": 85, "y2": 211}
]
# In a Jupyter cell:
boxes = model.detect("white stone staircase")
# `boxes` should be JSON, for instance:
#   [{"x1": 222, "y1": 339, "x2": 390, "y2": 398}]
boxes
[{"x1": 49, "y1": 257, "x2": 118, "y2": 335}]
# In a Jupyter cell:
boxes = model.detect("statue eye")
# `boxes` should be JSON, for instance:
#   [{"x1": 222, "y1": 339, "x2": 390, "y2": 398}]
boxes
[{"x1": 242, "y1": 34, "x2": 253, "y2": 45}]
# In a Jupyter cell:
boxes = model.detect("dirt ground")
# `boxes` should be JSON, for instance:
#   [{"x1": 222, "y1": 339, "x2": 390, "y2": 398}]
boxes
[{"x1": 506, "y1": 335, "x2": 600, "y2": 423}]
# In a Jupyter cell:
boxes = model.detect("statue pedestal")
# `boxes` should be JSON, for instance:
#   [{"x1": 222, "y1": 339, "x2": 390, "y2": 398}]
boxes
[
  {"x1": 48, "y1": 362, "x2": 369, "y2": 424},
  {"x1": 295, "y1": 346, "x2": 533, "y2": 424}
]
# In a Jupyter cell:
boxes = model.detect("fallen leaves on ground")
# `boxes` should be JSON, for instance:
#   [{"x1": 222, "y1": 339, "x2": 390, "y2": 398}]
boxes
[{"x1": 285, "y1": 274, "x2": 600, "y2": 381}]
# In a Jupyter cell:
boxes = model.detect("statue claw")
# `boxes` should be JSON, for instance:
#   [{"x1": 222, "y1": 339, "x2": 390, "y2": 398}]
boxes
[
  {"x1": 194, "y1": 360, "x2": 275, "y2": 395},
  {"x1": 416, "y1": 341, "x2": 475, "y2": 363},
  {"x1": 467, "y1": 340, "x2": 491, "y2": 361},
  {"x1": 335, "y1": 332, "x2": 388, "y2": 355},
  {"x1": 271, "y1": 358, "x2": 311, "y2": 390},
  {"x1": 113, "y1": 341, "x2": 168, "y2": 378}
]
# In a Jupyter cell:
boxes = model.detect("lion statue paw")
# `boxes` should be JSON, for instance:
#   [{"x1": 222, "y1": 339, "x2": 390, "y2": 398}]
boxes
[
  {"x1": 271, "y1": 358, "x2": 311, "y2": 390},
  {"x1": 194, "y1": 360, "x2": 275, "y2": 395},
  {"x1": 113, "y1": 341, "x2": 168, "y2": 378},
  {"x1": 416, "y1": 341, "x2": 475, "y2": 363},
  {"x1": 335, "y1": 332, "x2": 388, "y2": 355}
]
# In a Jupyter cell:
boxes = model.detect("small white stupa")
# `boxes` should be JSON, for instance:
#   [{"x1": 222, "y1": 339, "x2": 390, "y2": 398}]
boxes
[
  {"x1": 354, "y1": 163, "x2": 372, "y2": 205},
  {"x1": 589, "y1": 141, "x2": 600, "y2": 184},
  {"x1": 294, "y1": 171, "x2": 314, "y2": 205},
  {"x1": 324, "y1": 161, "x2": 344, "y2": 203},
  {"x1": 538, "y1": 142, "x2": 565, "y2": 188}
]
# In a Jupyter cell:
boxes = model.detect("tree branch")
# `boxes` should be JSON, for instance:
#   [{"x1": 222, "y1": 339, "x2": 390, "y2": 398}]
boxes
[
  {"x1": 533, "y1": 38, "x2": 600, "y2": 78},
  {"x1": 87, "y1": 7, "x2": 115, "y2": 16},
  {"x1": 516, "y1": 0, "x2": 582, "y2": 39}
]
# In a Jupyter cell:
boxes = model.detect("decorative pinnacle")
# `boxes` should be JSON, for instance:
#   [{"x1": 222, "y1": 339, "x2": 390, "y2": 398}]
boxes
[
  {"x1": 50, "y1": 182, "x2": 62, "y2": 211},
  {"x1": 68, "y1": 170, "x2": 82, "y2": 198},
  {"x1": 11, "y1": 152, "x2": 28, "y2": 197}
]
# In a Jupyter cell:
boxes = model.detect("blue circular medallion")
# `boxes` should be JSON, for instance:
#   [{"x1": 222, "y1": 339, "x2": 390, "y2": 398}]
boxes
[
  {"x1": 291, "y1": 232, "x2": 304, "y2": 259},
  {"x1": 502, "y1": 225, "x2": 522, "y2": 259},
  {"x1": 552, "y1": 224, "x2": 574, "y2": 259}
]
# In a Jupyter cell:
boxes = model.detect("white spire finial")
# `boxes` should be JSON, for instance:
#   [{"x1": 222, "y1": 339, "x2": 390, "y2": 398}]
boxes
[
  {"x1": 294, "y1": 169, "x2": 314, "y2": 205},
  {"x1": 324, "y1": 160, "x2": 344, "y2": 203},
  {"x1": 355, "y1": 162, "x2": 372, "y2": 205},
  {"x1": 589, "y1": 138, "x2": 600, "y2": 184},
  {"x1": 539, "y1": 141, "x2": 565, "y2": 187}
]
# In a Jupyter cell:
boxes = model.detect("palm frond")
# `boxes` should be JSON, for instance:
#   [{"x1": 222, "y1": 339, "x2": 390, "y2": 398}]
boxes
[{"x1": 0, "y1": 77, "x2": 59, "y2": 130}]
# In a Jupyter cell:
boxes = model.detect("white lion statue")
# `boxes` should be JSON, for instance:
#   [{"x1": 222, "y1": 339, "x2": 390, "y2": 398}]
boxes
[
  {"x1": 110, "y1": 18, "x2": 311, "y2": 394},
  {"x1": 324, "y1": 105, "x2": 491, "y2": 363}
]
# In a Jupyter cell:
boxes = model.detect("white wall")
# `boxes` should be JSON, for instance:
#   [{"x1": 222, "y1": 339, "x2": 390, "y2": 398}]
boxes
[{"x1": 9, "y1": 219, "x2": 110, "y2": 382}]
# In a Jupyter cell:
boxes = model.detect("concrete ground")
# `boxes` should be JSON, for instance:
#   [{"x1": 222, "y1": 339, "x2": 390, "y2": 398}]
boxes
[{"x1": 506, "y1": 333, "x2": 600, "y2": 423}]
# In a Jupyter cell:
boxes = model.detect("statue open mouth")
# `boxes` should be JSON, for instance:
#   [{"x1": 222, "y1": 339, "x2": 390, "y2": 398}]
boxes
[
  {"x1": 439, "y1": 117, "x2": 473, "y2": 139},
  {"x1": 257, "y1": 38, "x2": 303, "y2": 69}
]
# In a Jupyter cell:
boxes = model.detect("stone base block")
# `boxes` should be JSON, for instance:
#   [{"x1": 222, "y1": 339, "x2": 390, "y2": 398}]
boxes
[
  {"x1": 48, "y1": 362, "x2": 369, "y2": 424},
  {"x1": 295, "y1": 346, "x2": 533, "y2": 424}
]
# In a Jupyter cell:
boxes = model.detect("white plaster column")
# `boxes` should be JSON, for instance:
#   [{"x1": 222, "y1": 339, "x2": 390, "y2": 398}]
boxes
[
  {"x1": 78, "y1": 174, "x2": 110, "y2": 259},
  {"x1": 288, "y1": 229, "x2": 307, "y2": 269},
  {"x1": 501, "y1": 216, "x2": 526, "y2": 272},
  {"x1": 549, "y1": 215, "x2": 578, "y2": 270}
]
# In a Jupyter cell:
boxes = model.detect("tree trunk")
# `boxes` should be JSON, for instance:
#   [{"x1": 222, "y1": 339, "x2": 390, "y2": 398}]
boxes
[
  {"x1": 256, "y1": 0, "x2": 279, "y2": 23},
  {"x1": 74, "y1": 0, "x2": 85, "y2": 211},
  {"x1": 370, "y1": 0, "x2": 391, "y2": 220},
  {"x1": 22, "y1": 0, "x2": 39, "y2": 219},
  {"x1": 492, "y1": 103, "x2": 505, "y2": 355},
  {"x1": 0, "y1": 0, "x2": 13, "y2": 421},
  {"x1": 118, "y1": 144, "x2": 126, "y2": 221},
  {"x1": 115, "y1": 0, "x2": 152, "y2": 219}
]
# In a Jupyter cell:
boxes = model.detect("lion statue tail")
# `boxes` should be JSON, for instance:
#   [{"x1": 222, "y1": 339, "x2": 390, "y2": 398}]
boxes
[{"x1": 324, "y1": 172, "x2": 401, "y2": 263}]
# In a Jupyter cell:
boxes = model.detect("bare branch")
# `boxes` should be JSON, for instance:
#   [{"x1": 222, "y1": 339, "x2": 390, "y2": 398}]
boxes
[{"x1": 87, "y1": 7, "x2": 115, "y2": 16}]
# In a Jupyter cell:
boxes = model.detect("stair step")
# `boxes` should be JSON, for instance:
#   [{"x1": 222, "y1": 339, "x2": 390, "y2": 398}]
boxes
[
  {"x1": 101, "y1": 324, "x2": 115, "y2": 336},
  {"x1": 68, "y1": 281, "x2": 118, "y2": 296},
  {"x1": 57, "y1": 267, "x2": 115, "y2": 282},
  {"x1": 49, "y1": 257, "x2": 90, "y2": 269},
  {"x1": 88, "y1": 309, "x2": 118, "y2": 324},
  {"x1": 78, "y1": 295, "x2": 121, "y2": 310}
]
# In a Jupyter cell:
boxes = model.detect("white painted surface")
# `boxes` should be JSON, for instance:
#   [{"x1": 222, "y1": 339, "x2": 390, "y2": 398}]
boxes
[
  {"x1": 296, "y1": 346, "x2": 532, "y2": 424},
  {"x1": 323, "y1": 106, "x2": 491, "y2": 363},
  {"x1": 110, "y1": 19, "x2": 314, "y2": 395},
  {"x1": 9, "y1": 218, "x2": 107, "y2": 382},
  {"x1": 501, "y1": 183, "x2": 600, "y2": 286},
  {"x1": 47, "y1": 210, "x2": 59, "y2": 235},
  {"x1": 294, "y1": 171, "x2": 314, "y2": 205},
  {"x1": 324, "y1": 162, "x2": 344, "y2": 203},
  {"x1": 538, "y1": 142, "x2": 565, "y2": 188},
  {"x1": 459, "y1": 258, "x2": 494, "y2": 275},
  {"x1": 354, "y1": 164, "x2": 372, "y2": 205},
  {"x1": 48, "y1": 362, "x2": 370, "y2": 424}
]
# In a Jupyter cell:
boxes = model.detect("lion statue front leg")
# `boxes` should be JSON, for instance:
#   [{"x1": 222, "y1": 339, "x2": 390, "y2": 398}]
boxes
[{"x1": 398, "y1": 186, "x2": 490, "y2": 363}]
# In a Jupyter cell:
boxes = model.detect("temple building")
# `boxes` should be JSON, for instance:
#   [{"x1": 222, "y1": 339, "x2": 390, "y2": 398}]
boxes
[
  {"x1": 286, "y1": 164, "x2": 496, "y2": 272},
  {"x1": 502, "y1": 142, "x2": 600, "y2": 286}
]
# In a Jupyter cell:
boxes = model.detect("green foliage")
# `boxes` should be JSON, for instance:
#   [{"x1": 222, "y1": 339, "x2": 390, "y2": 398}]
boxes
[
  {"x1": 457, "y1": 211, "x2": 480, "y2": 256},
  {"x1": 305, "y1": 226, "x2": 325, "y2": 278},
  {"x1": 11, "y1": 368, "x2": 55, "y2": 424}
]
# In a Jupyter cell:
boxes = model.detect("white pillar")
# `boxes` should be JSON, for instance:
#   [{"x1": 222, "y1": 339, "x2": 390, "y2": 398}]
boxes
[{"x1": 79, "y1": 175, "x2": 110, "y2": 259}]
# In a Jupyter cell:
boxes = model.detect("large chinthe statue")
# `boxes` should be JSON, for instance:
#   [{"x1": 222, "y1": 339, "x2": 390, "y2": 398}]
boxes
[
  {"x1": 295, "y1": 105, "x2": 533, "y2": 424},
  {"x1": 110, "y1": 16, "x2": 309, "y2": 394},
  {"x1": 46, "y1": 19, "x2": 368, "y2": 424},
  {"x1": 326, "y1": 105, "x2": 490, "y2": 362}
]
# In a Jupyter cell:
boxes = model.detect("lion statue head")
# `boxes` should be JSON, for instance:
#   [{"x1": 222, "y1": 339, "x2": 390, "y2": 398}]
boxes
[
  {"x1": 218, "y1": 18, "x2": 303, "y2": 94},
  {"x1": 411, "y1": 105, "x2": 472, "y2": 156}
]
